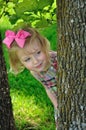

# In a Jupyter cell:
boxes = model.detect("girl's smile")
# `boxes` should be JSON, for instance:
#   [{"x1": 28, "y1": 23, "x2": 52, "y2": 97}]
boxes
[{"x1": 35, "y1": 63, "x2": 43, "y2": 68}]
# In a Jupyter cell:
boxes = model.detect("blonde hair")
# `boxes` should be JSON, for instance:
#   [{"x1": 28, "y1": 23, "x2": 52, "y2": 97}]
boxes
[{"x1": 8, "y1": 26, "x2": 51, "y2": 74}]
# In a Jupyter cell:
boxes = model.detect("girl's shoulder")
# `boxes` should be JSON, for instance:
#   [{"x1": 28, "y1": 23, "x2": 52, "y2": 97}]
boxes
[
  {"x1": 49, "y1": 51, "x2": 57, "y2": 70},
  {"x1": 49, "y1": 51, "x2": 57, "y2": 61},
  {"x1": 49, "y1": 50, "x2": 57, "y2": 57}
]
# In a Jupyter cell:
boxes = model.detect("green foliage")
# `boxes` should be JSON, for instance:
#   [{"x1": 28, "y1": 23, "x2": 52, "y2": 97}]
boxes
[
  {"x1": 14, "y1": 0, "x2": 56, "y2": 27},
  {"x1": 0, "y1": 1, "x2": 5, "y2": 16},
  {"x1": 36, "y1": 0, "x2": 54, "y2": 10},
  {"x1": 0, "y1": 0, "x2": 4, "y2": 9},
  {"x1": 0, "y1": 0, "x2": 56, "y2": 28},
  {"x1": 15, "y1": 0, "x2": 37, "y2": 16},
  {"x1": 0, "y1": 15, "x2": 12, "y2": 38},
  {"x1": 14, "y1": 0, "x2": 53, "y2": 15},
  {"x1": 6, "y1": 2, "x2": 15, "y2": 15}
]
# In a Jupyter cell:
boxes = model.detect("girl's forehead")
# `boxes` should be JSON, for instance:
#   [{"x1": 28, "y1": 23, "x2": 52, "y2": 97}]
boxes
[
  {"x1": 17, "y1": 41, "x2": 41, "y2": 58},
  {"x1": 25, "y1": 41, "x2": 41, "y2": 53}
]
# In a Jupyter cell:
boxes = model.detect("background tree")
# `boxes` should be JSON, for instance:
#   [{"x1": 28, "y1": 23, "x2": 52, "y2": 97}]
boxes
[
  {"x1": 57, "y1": 0, "x2": 86, "y2": 129},
  {"x1": 0, "y1": 34, "x2": 16, "y2": 130}
]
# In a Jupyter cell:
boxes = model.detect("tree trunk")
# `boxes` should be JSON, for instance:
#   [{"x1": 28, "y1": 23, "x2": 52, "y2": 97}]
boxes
[
  {"x1": 57, "y1": 0, "x2": 86, "y2": 129},
  {"x1": 0, "y1": 34, "x2": 16, "y2": 130}
]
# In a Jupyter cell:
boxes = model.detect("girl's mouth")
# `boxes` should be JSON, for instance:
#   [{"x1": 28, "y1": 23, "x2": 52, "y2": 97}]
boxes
[{"x1": 35, "y1": 63, "x2": 43, "y2": 68}]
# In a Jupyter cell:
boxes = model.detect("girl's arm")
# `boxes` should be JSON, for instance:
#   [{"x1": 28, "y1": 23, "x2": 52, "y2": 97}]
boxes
[
  {"x1": 31, "y1": 71, "x2": 57, "y2": 109},
  {"x1": 44, "y1": 86, "x2": 57, "y2": 109}
]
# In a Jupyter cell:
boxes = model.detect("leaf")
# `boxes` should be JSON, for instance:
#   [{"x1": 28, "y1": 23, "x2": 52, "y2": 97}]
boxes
[
  {"x1": 15, "y1": 0, "x2": 38, "y2": 16},
  {"x1": 33, "y1": 18, "x2": 49, "y2": 28},
  {"x1": 6, "y1": 2, "x2": 15, "y2": 15},
  {"x1": 15, "y1": 0, "x2": 54, "y2": 16},
  {"x1": 37, "y1": 0, "x2": 54, "y2": 10},
  {"x1": 9, "y1": 14, "x2": 19, "y2": 24},
  {"x1": 12, "y1": 21, "x2": 28, "y2": 31}
]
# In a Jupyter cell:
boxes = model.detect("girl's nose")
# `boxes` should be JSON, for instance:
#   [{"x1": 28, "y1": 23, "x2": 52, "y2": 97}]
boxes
[{"x1": 32, "y1": 56, "x2": 38, "y2": 64}]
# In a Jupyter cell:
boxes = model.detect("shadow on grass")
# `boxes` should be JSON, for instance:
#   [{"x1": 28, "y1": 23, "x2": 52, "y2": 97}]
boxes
[{"x1": 16, "y1": 121, "x2": 40, "y2": 130}]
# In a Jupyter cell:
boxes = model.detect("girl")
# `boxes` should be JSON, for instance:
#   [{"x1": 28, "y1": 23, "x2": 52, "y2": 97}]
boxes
[{"x1": 3, "y1": 26, "x2": 58, "y2": 129}]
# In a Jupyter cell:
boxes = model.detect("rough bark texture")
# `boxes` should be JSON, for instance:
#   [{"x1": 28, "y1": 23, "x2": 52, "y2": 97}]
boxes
[
  {"x1": 0, "y1": 34, "x2": 16, "y2": 130},
  {"x1": 57, "y1": 0, "x2": 86, "y2": 129}
]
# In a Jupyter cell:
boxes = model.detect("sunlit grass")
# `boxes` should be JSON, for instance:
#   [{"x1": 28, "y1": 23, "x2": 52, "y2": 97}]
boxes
[{"x1": 11, "y1": 92, "x2": 44, "y2": 129}]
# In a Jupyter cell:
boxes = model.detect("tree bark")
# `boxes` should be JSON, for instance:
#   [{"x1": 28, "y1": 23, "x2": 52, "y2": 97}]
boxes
[
  {"x1": 0, "y1": 34, "x2": 16, "y2": 130},
  {"x1": 57, "y1": 0, "x2": 86, "y2": 129}
]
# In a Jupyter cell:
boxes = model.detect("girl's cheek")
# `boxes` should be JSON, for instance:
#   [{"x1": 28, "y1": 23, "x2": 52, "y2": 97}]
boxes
[
  {"x1": 26, "y1": 64, "x2": 32, "y2": 70},
  {"x1": 39, "y1": 54, "x2": 45, "y2": 60}
]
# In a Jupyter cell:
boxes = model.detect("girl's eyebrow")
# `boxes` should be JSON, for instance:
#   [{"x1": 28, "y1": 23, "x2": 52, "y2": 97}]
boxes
[{"x1": 27, "y1": 48, "x2": 40, "y2": 54}]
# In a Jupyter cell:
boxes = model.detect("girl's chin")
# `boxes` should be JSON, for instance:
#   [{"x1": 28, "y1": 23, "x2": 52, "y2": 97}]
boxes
[
  {"x1": 35, "y1": 67, "x2": 44, "y2": 72},
  {"x1": 27, "y1": 60, "x2": 50, "y2": 72},
  {"x1": 31, "y1": 62, "x2": 49, "y2": 72},
  {"x1": 33, "y1": 66, "x2": 45, "y2": 72}
]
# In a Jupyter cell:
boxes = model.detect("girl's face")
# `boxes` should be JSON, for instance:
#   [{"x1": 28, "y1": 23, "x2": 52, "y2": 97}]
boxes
[{"x1": 17, "y1": 39, "x2": 48, "y2": 72}]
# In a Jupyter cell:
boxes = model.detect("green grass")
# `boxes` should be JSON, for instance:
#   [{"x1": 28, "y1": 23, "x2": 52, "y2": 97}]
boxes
[
  {"x1": 9, "y1": 70, "x2": 55, "y2": 130},
  {"x1": 2, "y1": 23, "x2": 57, "y2": 130}
]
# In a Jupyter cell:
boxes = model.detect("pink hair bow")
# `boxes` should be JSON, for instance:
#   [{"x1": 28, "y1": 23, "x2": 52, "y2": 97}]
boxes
[{"x1": 3, "y1": 30, "x2": 31, "y2": 48}]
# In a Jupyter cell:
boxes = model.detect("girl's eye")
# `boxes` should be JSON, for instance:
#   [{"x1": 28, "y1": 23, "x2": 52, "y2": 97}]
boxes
[
  {"x1": 25, "y1": 57, "x2": 31, "y2": 62},
  {"x1": 37, "y1": 51, "x2": 41, "y2": 54}
]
